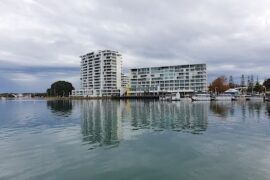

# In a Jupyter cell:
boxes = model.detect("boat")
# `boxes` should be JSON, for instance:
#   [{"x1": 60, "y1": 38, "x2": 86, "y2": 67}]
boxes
[
  {"x1": 171, "y1": 92, "x2": 181, "y2": 101},
  {"x1": 232, "y1": 96, "x2": 238, "y2": 101},
  {"x1": 264, "y1": 93, "x2": 270, "y2": 101},
  {"x1": 215, "y1": 94, "x2": 233, "y2": 101},
  {"x1": 0, "y1": 97, "x2": 6, "y2": 100},
  {"x1": 244, "y1": 95, "x2": 251, "y2": 101},
  {"x1": 160, "y1": 95, "x2": 172, "y2": 101},
  {"x1": 160, "y1": 92, "x2": 182, "y2": 101},
  {"x1": 191, "y1": 93, "x2": 214, "y2": 101}
]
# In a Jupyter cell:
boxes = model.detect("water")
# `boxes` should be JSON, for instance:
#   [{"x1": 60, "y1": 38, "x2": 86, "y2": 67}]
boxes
[{"x1": 0, "y1": 100, "x2": 270, "y2": 180}]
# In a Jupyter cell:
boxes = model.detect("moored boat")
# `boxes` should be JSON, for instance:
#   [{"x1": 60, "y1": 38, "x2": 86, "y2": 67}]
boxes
[
  {"x1": 244, "y1": 95, "x2": 251, "y2": 101},
  {"x1": 171, "y1": 92, "x2": 181, "y2": 101},
  {"x1": 192, "y1": 94, "x2": 214, "y2": 101},
  {"x1": 264, "y1": 93, "x2": 270, "y2": 101},
  {"x1": 160, "y1": 95, "x2": 171, "y2": 101}
]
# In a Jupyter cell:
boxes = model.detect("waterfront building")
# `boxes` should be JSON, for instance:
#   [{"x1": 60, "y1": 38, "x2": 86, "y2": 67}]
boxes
[
  {"x1": 129, "y1": 64, "x2": 207, "y2": 95},
  {"x1": 121, "y1": 74, "x2": 130, "y2": 88},
  {"x1": 72, "y1": 50, "x2": 122, "y2": 97}
]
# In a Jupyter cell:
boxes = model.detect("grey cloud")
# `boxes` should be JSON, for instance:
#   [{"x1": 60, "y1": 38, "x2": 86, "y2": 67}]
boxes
[
  {"x1": 0, "y1": 0, "x2": 270, "y2": 92},
  {"x1": 0, "y1": 66, "x2": 79, "y2": 92}
]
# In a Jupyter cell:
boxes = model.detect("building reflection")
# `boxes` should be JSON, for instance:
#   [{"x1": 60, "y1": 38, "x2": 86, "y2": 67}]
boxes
[
  {"x1": 47, "y1": 100, "x2": 73, "y2": 116},
  {"x1": 80, "y1": 100, "x2": 122, "y2": 149},
  {"x1": 266, "y1": 102, "x2": 270, "y2": 118},
  {"x1": 247, "y1": 102, "x2": 263, "y2": 119},
  {"x1": 80, "y1": 100, "x2": 209, "y2": 148},
  {"x1": 126, "y1": 101, "x2": 208, "y2": 134}
]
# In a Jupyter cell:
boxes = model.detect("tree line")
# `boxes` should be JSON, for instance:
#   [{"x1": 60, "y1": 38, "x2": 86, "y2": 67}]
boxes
[{"x1": 209, "y1": 75, "x2": 270, "y2": 93}]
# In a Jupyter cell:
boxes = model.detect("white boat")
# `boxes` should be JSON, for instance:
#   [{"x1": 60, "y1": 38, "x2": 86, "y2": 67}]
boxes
[
  {"x1": 160, "y1": 95, "x2": 172, "y2": 101},
  {"x1": 264, "y1": 94, "x2": 270, "y2": 101},
  {"x1": 171, "y1": 92, "x2": 181, "y2": 101},
  {"x1": 215, "y1": 94, "x2": 233, "y2": 101},
  {"x1": 180, "y1": 97, "x2": 192, "y2": 102},
  {"x1": 191, "y1": 94, "x2": 213, "y2": 101},
  {"x1": 171, "y1": 97, "x2": 181, "y2": 101}
]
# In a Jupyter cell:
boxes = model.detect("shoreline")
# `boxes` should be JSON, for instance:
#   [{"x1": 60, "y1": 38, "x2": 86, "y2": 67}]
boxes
[{"x1": 45, "y1": 96, "x2": 159, "y2": 100}]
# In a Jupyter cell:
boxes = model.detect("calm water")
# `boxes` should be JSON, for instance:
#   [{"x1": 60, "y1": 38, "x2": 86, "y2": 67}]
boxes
[{"x1": 1, "y1": 100, "x2": 270, "y2": 180}]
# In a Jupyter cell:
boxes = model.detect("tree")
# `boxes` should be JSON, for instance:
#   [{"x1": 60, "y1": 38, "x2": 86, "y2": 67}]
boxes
[
  {"x1": 46, "y1": 81, "x2": 74, "y2": 97},
  {"x1": 47, "y1": 100, "x2": 73, "y2": 114},
  {"x1": 247, "y1": 75, "x2": 250, "y2": 88},
  {"x1": 241, "y1": 74, "x2": 245, "y2": 87},
  {"x1": 250, "y1": 75, "x2": 254, "y2": 87},
  {"x1": 253, "y1": 82, "x2": 264, "y2": 93},
  {"x1": 229, "y1": 75, "x2": 235, "y2": 88},
  {"x1": 209, "y1": 76, "x2": 230, "y2": 93},
  {"x1": 247, "y1": 75, "x2": 255, "y2": 92},
  {"x1": 263, "y1": 79, "x2": 270, "y2": 91}
]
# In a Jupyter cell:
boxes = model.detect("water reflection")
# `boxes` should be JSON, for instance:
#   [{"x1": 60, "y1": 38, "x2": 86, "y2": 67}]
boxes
[
  {"x1": 2, "y1": 100, "x2": 270, "y2": 180},
  {"x1": 80, "y1": 100, "x2": 209, "y2": 149},
  {"x1": 80, "y1": 100, "x2": 122, "y2": 149},
  {"x1": 248, "y1": 102, "x2": 263, "y2": 119},
  {"x1": 47, "y1": 100, "x2": 73, "y2": 117},
  {"x1": 210, "y1": 102, "x2": 233, "y2": 118},
  {"x1": 45, "y1": 100, "x2": 270, "y2": 150},
  {"x1": 208, "y1": 101, "x2": 268, "y2": 121},
  {"x1": 266, "y1": 102, "x2": 270, "y2": 118},
  {"x1": 127, "y1": 101, "x2": 208, "y2": 134}
]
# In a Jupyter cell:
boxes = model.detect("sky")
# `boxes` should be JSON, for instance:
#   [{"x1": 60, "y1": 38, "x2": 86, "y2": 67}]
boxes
[{"x1": 0, "y1": 0, "x2": 270, "y2": 92}]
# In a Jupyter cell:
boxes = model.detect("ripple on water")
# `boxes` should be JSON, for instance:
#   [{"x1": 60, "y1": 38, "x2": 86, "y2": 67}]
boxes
[{"x1": 1, "y1": 100, "x2": 270, "y2": 180}]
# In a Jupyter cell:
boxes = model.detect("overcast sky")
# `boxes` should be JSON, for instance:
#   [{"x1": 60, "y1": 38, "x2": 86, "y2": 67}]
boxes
[{"x1": 1, "y1": 0, "x2": 270, "y2": 92}]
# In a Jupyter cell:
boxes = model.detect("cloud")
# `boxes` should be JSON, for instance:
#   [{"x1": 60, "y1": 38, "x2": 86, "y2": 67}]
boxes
[
  {"x1": 0, "y1": 67, "x2": 79, "y2": 92},
  {"x1": 1, "y1": 0, "x2": 270, "y2": 92}
]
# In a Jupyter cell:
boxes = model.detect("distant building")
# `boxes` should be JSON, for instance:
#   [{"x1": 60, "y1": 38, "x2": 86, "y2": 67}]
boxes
[
  {"x1": 129, "y1": 64, "x2": 207, "y2": 95},
  {"x1": 72, "y1": 50, "x2": 122, "y2": 97}
]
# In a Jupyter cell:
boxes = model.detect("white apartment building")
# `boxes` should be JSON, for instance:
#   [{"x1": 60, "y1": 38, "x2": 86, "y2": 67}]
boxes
[
  {"x1": 72, "y1": 50, "x2": 122, "y2": 97},
  {"x1": 129, "y1": 64, "x2": 207, "y2": 95},
  {"x1": 121, "y1": 74, "x2": 130, "y2": 88}
]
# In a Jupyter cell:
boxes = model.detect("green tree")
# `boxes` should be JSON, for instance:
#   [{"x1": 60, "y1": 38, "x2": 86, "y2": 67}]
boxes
[
  {"x1": 253, "y1": 82, "x2": 264, "y2": 93},
  {"x1": 263, "y1": 79, "x2": 270, "y2": 90},
  {"x1": 47, "y1": 81, "x2": 74, "y2": 97}
]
